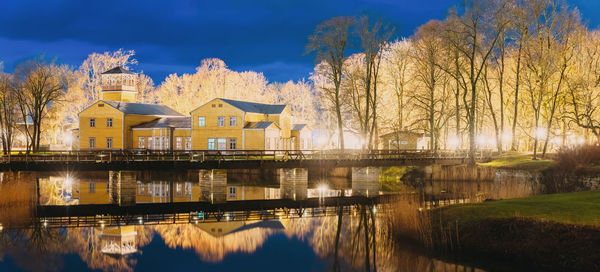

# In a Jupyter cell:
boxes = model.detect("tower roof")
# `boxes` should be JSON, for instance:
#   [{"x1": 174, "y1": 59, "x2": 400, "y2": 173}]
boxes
[{"x1": 101, "y1": 66, "x2": 136, "y2": 75}]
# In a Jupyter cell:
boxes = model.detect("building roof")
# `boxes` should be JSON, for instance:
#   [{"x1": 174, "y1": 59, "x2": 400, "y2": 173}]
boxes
[
  {"x1": 101, "y1": 66, "x2": 136, "y2": 75},
  {"x1": 291, "y1": 124, "x2": 308, "y2": 131},
  {"x1": 244, "y1": 121, "x2": 278, "y2": 129},
  {"x1": 104, "y1": 100, "x2": 184, "y2": 116},
  {"x1": 220, "y1": 98, "x2": 286, "y2": 114},
  {"x1": 132, "y1": 117, "x2": 191, "y2": 129},
  {"x1": 380, "y1": 130, "x2": 426, "y2": 138}
]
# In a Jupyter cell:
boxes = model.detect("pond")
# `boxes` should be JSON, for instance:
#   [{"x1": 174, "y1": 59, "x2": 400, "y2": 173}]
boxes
[{"x1": 0, "y1": 168, "x2": 528, "y2": 271}]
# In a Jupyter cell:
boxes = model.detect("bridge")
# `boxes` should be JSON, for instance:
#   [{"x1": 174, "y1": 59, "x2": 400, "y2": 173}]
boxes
[
  {"x1": 8, "y1": 195, "x2": 388, "y2": 230},
  {"x1": 0, "y1": 149, "x2": 492, "y2": 171}
]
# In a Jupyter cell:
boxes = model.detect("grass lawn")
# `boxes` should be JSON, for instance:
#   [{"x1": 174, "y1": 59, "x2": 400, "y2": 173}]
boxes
[
  {"x1": 437, "y1": 190, "x2": 600, "y2": 227},
  {"x1": 478, "y1": 153, "x2": 554, "y2": 170}
]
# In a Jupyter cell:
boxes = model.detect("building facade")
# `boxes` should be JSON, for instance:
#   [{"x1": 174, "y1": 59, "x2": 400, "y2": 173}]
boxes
[{"x1": 78, "y1": 67, "x2": 311, "y2": 151}]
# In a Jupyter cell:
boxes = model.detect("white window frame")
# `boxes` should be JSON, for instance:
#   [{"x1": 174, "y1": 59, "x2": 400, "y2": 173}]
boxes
[
  {"x1": 89, "y1": 137, "x2": 95, "y2": 148},
  {"x1": 229, "y1": 138, "x2": 236, "y2": 150},
  {"x1": 106, "y1": 118, "x2": 113, "y2": 127},
  {"x1": 138, "y1": 136, "x2": 145, "y2": 149},
  {"x1": 198, "y1": 116, "x2": 205, "y2": 127},
  {"x1": 217, "y1": 116, "x2": 225, "y2": 127},
  {"x1": 106, "y1": 137, "x2": 113, "y2": 149},
  {"x1": 89, "y1": 118, "x2": 95, "y2": 127},
  {"x1": 229, "y1": 116, "x2": 237, "y2": 127},
  {"x1": 208, "y1": 138, "x2": 215, "y2": 150}
]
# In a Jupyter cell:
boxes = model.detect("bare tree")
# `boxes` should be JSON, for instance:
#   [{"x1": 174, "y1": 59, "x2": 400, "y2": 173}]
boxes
[
  {"x1": 0, "y1": 73, "x2": 18, "y2": 154},
  {"x1": 307, "y1": 17, "x2": 355, "y2": 150},
  {"x1": 441, "y1": 0, "x2": 509, "y2": 164},
  {"x1": 13, "y1": 58, "x2": 65, "y2": 152},
  {"x1": 356, "y1": 15, "x2": 394, "y2": 150}
]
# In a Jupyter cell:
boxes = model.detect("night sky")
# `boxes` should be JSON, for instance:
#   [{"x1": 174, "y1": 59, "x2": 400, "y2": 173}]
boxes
[{"x1": 1, "y1": 0, "x2": 599, "y2": 83}]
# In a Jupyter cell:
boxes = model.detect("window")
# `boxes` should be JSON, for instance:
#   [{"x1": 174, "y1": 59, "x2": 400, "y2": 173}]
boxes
[
  {"x1": 106, "y1": 118, "x2": 113, "y2": 127},
  {"x1": 106, "y1": 137, "x2": 113, "y2": 149},
  {"x1": 217, "y1": 116, "x2": 225, "y2": 127},
  {"x1": 147, "y1": 137, "x2": 154, "y2": 150},
  {"x1": 229, "y1": 116, "x2": 237, "y2": 127},
  {"x1": 217, "y1": 138, "x2": 226, "y2": 150},
  {"x1": 229, "y1": 187, "x2": 237, "y2": 198},
  {"x1": 229, "y1": 138, "x2": 236, "y2": 150},
  {"x1": 208, "y1": 138, "x2": 215, "y2": 150},
  {"x1": 89, "y1": 137, "x2": 95, "y2": 148},
  {"x1": 163, "y1": 136, "x2": 169, "y2": 150},
  {"x1": 176, "y1": 137, "x2": 183, "y2": 150},
  {"x1": 138, "y1": 136, "x2": 145, "y2": 149},
  {"x1": 198, "y1": 117, "x2": 205, "y2": 127},
  {"x1": 212, "y1": 104, "x2": 216, "y2": 108},
  {"x1": 89, "y1": 118, "x2": 95, "y2": 127},
  {"x1": 185, "y1": 137, "x2": 192, "y2": 150},
  {"x1": 89, "y1": 182, "x2": 95, "y2": 193}
]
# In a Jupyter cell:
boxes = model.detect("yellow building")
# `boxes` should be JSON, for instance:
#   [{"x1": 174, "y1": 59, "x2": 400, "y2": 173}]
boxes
[
  {"x1": 79, "y1": 67, "x2": 187, "y2": 150},
  {"x1": 190, "y1": 98, "x2": 310, "y2": 150},
  {"x1": 78, "y1": 67, "x2": 312, "y2": 151}
]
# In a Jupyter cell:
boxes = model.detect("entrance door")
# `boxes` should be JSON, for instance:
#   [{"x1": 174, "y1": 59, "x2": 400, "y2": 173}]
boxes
[{"x1": 217, "y1": 138, "x2": 227, "y2": 150}]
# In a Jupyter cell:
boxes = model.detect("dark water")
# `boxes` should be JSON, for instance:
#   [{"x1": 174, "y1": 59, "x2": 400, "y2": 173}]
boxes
[{"x1": 0, "y1": 169, "x2": 506, "y2": 271}]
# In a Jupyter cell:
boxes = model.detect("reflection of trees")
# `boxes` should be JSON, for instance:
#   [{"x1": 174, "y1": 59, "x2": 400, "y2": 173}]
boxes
[{"x1": 0, "y1": 226, "x2": 153, "y2": 272}]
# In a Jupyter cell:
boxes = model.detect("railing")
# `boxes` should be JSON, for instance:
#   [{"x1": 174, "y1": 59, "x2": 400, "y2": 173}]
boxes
[{"x1": 0, "y1": 149, "x2": 494, "y2": 163}]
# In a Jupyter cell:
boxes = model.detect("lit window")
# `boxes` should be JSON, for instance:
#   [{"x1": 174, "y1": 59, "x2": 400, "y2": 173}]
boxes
[
  {"x1": 106, "y1": 137, "x2": 113, "y2": 149},
  {"x1": 229, "y1": 116, "x2": 237, "y2": 127},
  {"x1": 229, "y1": 138, "x2": 236, "y2": 150},
  {"x1": 89, "y1": 137, "x2": 95, "y2": 148},
  {"x1": 198, "y1": 117, "x2": 205, "y2": 127},
  {"x1": 89, "y1": 118, "x2": 95, "y2": 127},
  {"x1": 89, "y1": 182, "x2": 95, "y2": 193},
  {"x1": 138, "y1": 136, "x2": 145, "y2": 149},
  {"x1": 217, "y1": 116, "x2": 225, "y2": 127},
  {"x1": 185, "y1": 137, "x2": 192, "y2": 150},
  {"x1": 148, "y1": 137, "x2": 154, "y2": 150},
  {"x1": 176, "y1": 137, "x2": 183, "y2": 150},
  {"x1": 208, "y1": 138, "x2": 215, "y2": 150},
  {"x1": 106, "y1": 118, "x2": 113, "y2": 127}
]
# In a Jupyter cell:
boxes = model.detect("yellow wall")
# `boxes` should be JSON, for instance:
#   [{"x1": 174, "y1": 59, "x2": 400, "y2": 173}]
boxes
[
  {"x1": 191, "y1": 99, "x2": 245, "y2": 150},
  {"x1": 79, "y1": 180, "x2": 110, "y2": 204},
  {"x1": 79, "y1": 101, "x2": 124, "y2": 149},
  {"x1": 101, "y1": 91, "x2": 136, "y2": 103},
  {"x1": 244, "y1": 129, "x2": 265, "y2": 150},
  {"x1": 266, "y1": 108, "x2": 291, "y2": 138}
]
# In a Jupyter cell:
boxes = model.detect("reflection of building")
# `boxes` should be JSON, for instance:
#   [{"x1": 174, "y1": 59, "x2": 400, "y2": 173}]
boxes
[
  {"x1": 101, "y1": 226, "x2": 138, "y2": 255},
  {"x1": 196, "y1": 220, "x2": 286, "y2": 238},
  {"x1": 379, "y1": 130, "x2": 429, "y2": 150},
  {"x1": 226, "y1": 186, "x2": 280, "y2": 200}
]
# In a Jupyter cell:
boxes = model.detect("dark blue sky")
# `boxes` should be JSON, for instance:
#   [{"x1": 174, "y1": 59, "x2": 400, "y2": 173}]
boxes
[{"x1": 1, "y1": 0, "x2": 599, "y2": 83}]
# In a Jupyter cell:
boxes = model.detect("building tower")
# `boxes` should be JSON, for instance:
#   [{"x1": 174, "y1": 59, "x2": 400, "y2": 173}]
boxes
[{"x1": 101, "y1": 67, "x2": 137, "y2": 102}]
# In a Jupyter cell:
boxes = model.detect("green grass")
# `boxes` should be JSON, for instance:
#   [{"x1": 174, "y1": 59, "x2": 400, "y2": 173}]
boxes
[
  {"x1": 478, "y1": 153, "x2": 554, "y2": 170},
  {"x1": 437, "y1": 190, "x2": 600, "y2": 226}
]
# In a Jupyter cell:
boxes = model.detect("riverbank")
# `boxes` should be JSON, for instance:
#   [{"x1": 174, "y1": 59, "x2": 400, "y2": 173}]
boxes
[{"x1": 432, "y1": 191, "x2": 600, "y2": 271}]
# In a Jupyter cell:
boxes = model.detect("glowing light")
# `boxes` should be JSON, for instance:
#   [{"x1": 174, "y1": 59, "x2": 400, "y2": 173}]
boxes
[
  {"x1": 372, "y1": 206, "x2": 377, "y2": 214},
  {"x1": 0, "y1": 223, "x2": 3, "y2": 231},
  {"x1": 475, "y1": 135, "x2": 487, "y2": 146},
  {"x1": 501, "y1": 132, "x2": 512, "y2": 143},
  {"x1": 64, "y1": 175, "x2": 73, "y2": 187},
  {"x1": 317, "y1": 184, "x2": 328, "y2": 198},
  {"x1": 64, "y1": 133, "x2": 74, "y2": 147},
  {"x1": 577, "y1": 137, "x2": 586, "y2": 145},
  {"x1": 138, "y1": 216, "x2": 143, "y2": 225},
  {"x1": 448, "y1": 135, "x2": 460, "y2": 150},
  {"x1": 535, "y1": 127, "x2": 547, "y2": 139}
]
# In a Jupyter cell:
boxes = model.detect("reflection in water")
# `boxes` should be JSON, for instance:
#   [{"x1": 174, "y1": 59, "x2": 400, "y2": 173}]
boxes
[
  {"x1": 0, "y1": 206, "x2": 485, "y2": 272},
  {"x1": 0, "y1": 169, "x2": 503, "y2": 271}
]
